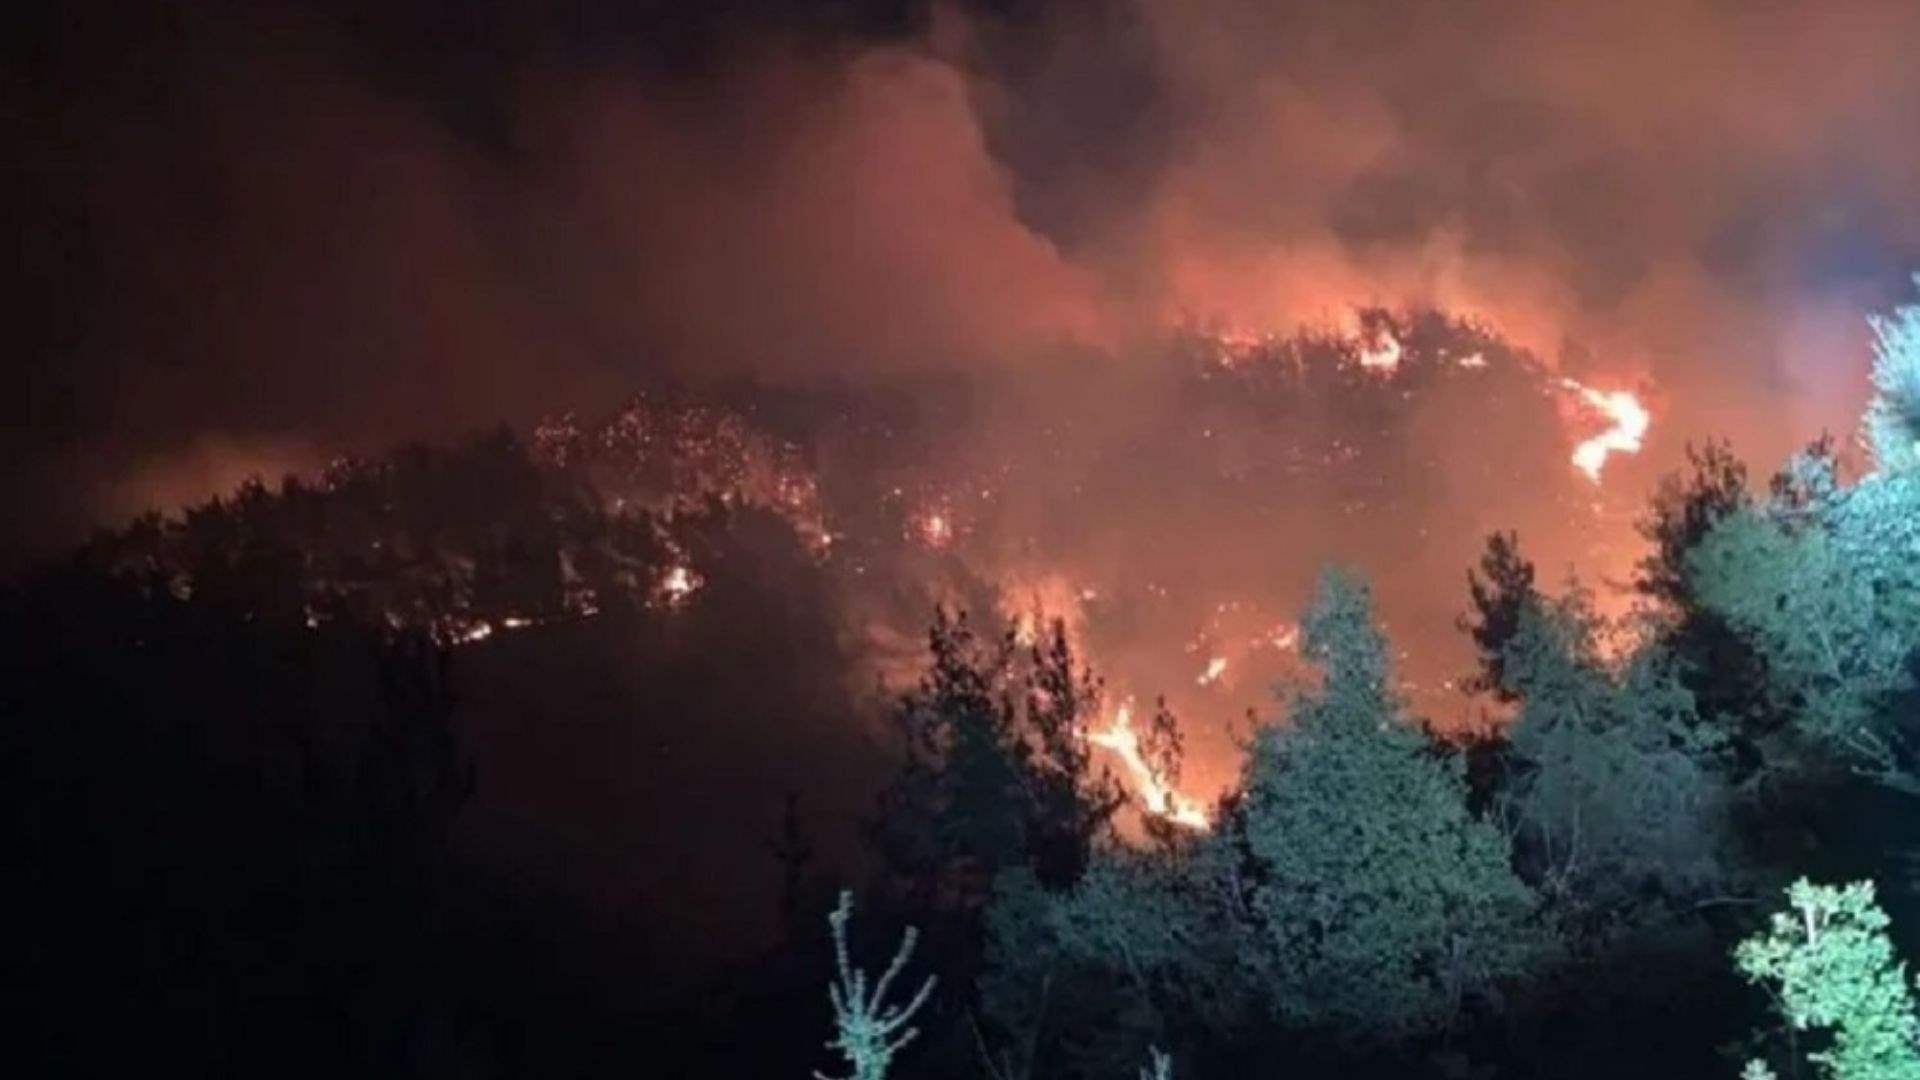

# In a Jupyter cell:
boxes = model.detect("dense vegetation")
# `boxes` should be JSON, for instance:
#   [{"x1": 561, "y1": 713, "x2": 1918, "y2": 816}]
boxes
[
  {"x1": 13, "y1": 286, "x2": 1920, "y2": 1077},
  {"x1": 836, "y1": 284, "x2": 1920, "y2": 1079}
]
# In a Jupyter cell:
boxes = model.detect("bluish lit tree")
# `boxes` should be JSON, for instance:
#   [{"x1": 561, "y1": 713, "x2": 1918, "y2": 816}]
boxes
[{"x1": 1737, "y1": 879, "x2": 1920, "y2": 1080}]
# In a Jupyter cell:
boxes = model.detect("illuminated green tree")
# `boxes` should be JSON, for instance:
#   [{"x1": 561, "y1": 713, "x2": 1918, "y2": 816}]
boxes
[
  {"x1": 1493, "y1": 586, "x2": 1735, "y2": 928},
  {"x1": 1227, "y1": 567, "x2": 1545, "y2": 1037},
  {"x1": 816, "y1": 890, "x2": 937, "y2": 1080},
  {"x1": 1688, "y1": 472, "x2": 1920, "y2": 793},
  {"x1": 1736, "y1": 879, "x2": 1920, "y2": 1080},
  {"x1": 1866, "y1": 277, "x2": 1920, "y2": 477},
  {"x1": 978, "y1": 853, "x2": 1199, "y2": 1079}
]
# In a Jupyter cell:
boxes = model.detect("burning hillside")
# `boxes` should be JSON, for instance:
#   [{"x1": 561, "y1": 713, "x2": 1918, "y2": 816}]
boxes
[{"x1": 79, "y1": 307, "x2": 1656, "y2": 826}]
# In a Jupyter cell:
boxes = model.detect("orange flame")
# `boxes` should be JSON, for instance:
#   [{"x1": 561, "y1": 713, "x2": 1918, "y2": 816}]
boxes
[
  {"x1": 1086, "y1": 701, "x2": 1210, "y2": 830},
  {"x1": 653, "y1": 564, "x2": 703, "y2": 608},
  {"x1": 914, "y1": 511, "x2": 954, "y2": 549},
  {"x1": 1561, "y1": 379, "x2": 1650, "y2": 483},
  {"x1": 1357, "y1": 328, "x2": 1403, "y2": 372}
]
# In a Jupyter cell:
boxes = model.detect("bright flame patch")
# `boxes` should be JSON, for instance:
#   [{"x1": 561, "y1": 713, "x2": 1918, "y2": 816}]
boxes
[
  {"x1": 1561, "y1": 379, "x2": 1650, "y2": 483},
  {"x1": 1086, "y1": 701, "x2": 1210, "y2": 830}
]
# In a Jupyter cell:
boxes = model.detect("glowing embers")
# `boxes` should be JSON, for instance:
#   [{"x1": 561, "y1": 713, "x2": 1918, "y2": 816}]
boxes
[
  {"x1": 911, "y1": 508, "x2": 955, "y2": 550},
  {"x1": 1560, "y1": 379, "x2": 1651, "y2": 484},
  {"x1": 1357, "y1": 326, "x2": 1403, "y2": 373},
  {"x1": 534, "y1": 393, "x2": 831, "y2": 553},
  {"x1": 651, "y1": 563, "x2": 705, "y2": 609},
  {"x1": 1086, "y1": 700, "x2": 1210, "y2": 831},
  {"x1": 446, "y1": 614, "x2": 537, "y2": 647},
  {"x1": 1206, "y1": 327, "x2": 1278, "y2": 368}
]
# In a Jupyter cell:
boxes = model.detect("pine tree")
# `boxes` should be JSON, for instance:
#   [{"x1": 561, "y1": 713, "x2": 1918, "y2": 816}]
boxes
[
  {"x1": 871, "y1": 610, "x2": 1127, "y2": 909},
  {"x1": 1865, "y1": 277, "x2": 1920, "y2": 477},
  {"x1": 1631, "y1": 439, "x2": 1785, "y2": 761},
  {"x1": 1492, "y1": 586, "x2": 1734, "y2": 930},
  {"x1": 1637, "y1": 439, "x2": 1752, "y2": 610},
  {"x1": 1226, "y1": 567, "x2": 1544, "y2": 1038},
  {"x1": 1021, "y1": 623, "x2": 1125, "y2": 889},
  {"x1": 1460, "y1": 531, "x2": 1541, "y2": 701},
  {"x1": 869, "y1": 610, "x2": 1031, "y2": 913}
]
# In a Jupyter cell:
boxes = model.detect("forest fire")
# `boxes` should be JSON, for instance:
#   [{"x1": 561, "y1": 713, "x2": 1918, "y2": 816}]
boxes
[
  {"x1": 78, "y1": 310, "x2": 1663, "y2": 826},
  {"x1": 654, "y1": 564, "x2": 703, "y2": 608},
  {"x1": 1358, "y1": 327, "x2": 1404, "y2": 372},
  {"x1": 911, "y1": 509, "x2": 955, "y2": 549},
  {"x1": 1085, "y1": 701, "x2": 1211, "y2": 830},
  {"x1": 1563, "y1": 380, "x2": 1653, "y2": 483},
  {"x1": 31, "y1": 3, "x2": 1920, "y2": 1075}
]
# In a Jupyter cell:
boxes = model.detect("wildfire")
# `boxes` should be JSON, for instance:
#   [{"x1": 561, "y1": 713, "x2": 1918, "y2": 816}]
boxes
[
  {"x1": 1357, "y1": 328, "x2": 1403, "y2": 372},
  {"x1": 1561, "y1": 379, "x2": 1651, "y2": 483},
  {"x1": 1207, "y1": 327, "x2": 1273, "y2": 367},
  {"x1": 533, "y1": 393, "x2": 831, "y2": 553},
  {"x1": 449, "y1": 613, "x2": 538, "y2": 647},
  {"x1": 913, "y1": 510, "x2": 954, "y2": 549},
  {"x1": 652, "y1": 564, "x2": 703, "y2": 608},
  {"x1": 1086, "y1": 701, "x2": 1211, "y2": 831}
]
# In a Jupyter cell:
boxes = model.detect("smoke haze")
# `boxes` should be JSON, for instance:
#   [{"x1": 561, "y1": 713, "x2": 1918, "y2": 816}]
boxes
[
  {"x1": 10, "y1": 4, "x2": 1920, "y2": 701},
  {"x1": 19, "y1": 1, "x2": 1920, "y2": 504},
  {"x1": 20, "y1": 0, "x2": 1920, "y2": 977}
]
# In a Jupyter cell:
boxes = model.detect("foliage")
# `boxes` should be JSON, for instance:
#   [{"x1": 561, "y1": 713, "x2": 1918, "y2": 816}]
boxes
[
  {"x1": 1678, "y1": 289, "x2": 1920, "y2": 798},
  {"x1": 1865, "y1": 276, "x2": 1920, "y2": 477},
  {"x1": 1490, "y1": 584, "x2": 1737, "y2": 936},
  {"x1": 979, "y1": 856, "x2": 1195, "y2": 1079},
  {"x1": 1687, "y1": 480, "x2": 1920, "y2": 792},
  {"x1": 1460, "y1": 530, "x2": 1540, "y2": 701},
  {"x1": 71, "y1": 428, "x2": 712, "y2": 641},
  {"x1": 817, "y1": 890, "x2": 938, "y2": 1080},
  {"x1": 1023, "y1": 624, "x2": 1130, "y2": 888},
  {"x1": 1768, "y1": 435, "x2": 1843, "y2": 522},
  {"x1": 1637, "y1": 439, "x2": 1753, "y2": 609},
  {"x1": 1628, "y1": 438, "x2": 1793, "y2": 762},
  {"x1": 1223, "y1": 568, "x2": 1547, "y2": 1038},
  {"x1": 870, "y1": 613, "x2": 1123, "y2": 913},
  {"x1": 1736, "y1": 879, "x2": 1920, "y2": 1080},
  {"x1": 976, "y1": 569, "x2": 1549, "y2": 1073},
  {"x1": 871, "y1": 610, "x2": 1031, "y2": 909}
]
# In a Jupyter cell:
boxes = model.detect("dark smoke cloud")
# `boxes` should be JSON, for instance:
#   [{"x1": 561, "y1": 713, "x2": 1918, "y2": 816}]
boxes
[{"x1": 16, "y1": 0, "x2": 1920, "y2": 558}]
